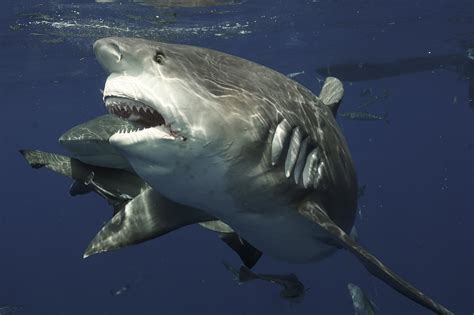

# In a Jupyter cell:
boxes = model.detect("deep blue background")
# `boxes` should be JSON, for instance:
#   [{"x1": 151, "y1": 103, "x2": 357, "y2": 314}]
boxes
[{"x1": 0, "y1": 0, "x2": 472, "y2": 314}]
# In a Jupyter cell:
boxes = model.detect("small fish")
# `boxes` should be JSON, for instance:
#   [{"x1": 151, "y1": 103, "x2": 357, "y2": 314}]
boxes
[
  {"x1": 0, "y1": 305, "x2": 23, "y2": 315},
  {"x1": 110, "y1": 284, "x2": 130, "y2": 296},
  {"x1": 467, "y1": 48, "x2": 474, "y2": 61},
  {"x1": 360, "y1": 88, "x2": 373, "y2": 97},
  {"x1": 286, "y1": 70, "x2": 305, "y2": 78},
  {"x1": 347, "y1": 283, "x2": 377, "y2": 315},
  {"x1": 340, "y1": 111, "x2": 389, "y2": 124},
  {"x1": 357, "y1": 89, "x2": 389, "y2": 110}
]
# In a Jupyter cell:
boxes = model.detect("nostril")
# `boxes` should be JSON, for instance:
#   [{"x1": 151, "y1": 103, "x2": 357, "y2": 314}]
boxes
[
  {"x1": 94, "y1": 40, "x2": 122, "y2": 63},
  {"x1": 108, "y1": 43, "x2": 122, "y2": 63}
]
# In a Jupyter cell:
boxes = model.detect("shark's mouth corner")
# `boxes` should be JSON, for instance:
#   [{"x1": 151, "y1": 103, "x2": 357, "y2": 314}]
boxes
[{"x1": 105, "y1": 96, "x2": 185, "y2": 141}]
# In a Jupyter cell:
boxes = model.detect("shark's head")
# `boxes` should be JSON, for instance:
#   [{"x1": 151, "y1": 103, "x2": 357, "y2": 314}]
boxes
[{"x1": 94, "y1": 37, "x2": 270, "y2": 208}]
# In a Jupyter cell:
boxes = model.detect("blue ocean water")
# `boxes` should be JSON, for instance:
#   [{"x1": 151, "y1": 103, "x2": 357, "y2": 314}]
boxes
[{"x1": 0, "y1": 0, "x2": 472, "y2": 314}]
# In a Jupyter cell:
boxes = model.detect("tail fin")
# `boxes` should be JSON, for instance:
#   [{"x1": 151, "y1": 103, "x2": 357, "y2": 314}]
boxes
[{"x1": 383, "y1": 112, "x2": 390, "y2": 125}]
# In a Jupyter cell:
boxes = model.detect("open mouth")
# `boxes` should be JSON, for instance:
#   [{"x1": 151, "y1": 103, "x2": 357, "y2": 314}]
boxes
[{"x1": 105, "y1": 96, "x2": 184, "y2": 140}]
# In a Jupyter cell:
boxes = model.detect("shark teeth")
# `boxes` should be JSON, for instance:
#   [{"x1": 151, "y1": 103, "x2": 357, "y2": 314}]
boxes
[
  {"x1": 104, "y1": 96, "x2": 166, "y2": 128},
  {"x1": 115, "y1": 127, "x2": 147, "y2": 134},
  {"x1": 110, "y1": 125, "x2": 178, "y2": 146}
]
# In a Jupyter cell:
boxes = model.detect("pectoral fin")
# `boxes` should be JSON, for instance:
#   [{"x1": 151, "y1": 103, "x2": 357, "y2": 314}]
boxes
[
  {"x1": 298, "y1": 201, "x2": 452, "y2": 315},
  {"x1": 84, "y1": 187, "x2": 215, "y2": 258}
]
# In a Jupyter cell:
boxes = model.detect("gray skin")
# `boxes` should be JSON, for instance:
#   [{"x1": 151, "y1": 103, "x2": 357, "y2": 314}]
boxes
[
  {"x1": 347, "y1": 283, "x2": 377, "y2": 315},
  {"x1": 89, "y1": 37, "x2": 452, "y2": 314}
]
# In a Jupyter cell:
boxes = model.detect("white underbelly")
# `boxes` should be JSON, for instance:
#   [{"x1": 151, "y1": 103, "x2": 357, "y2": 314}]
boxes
[
  {"x1": 217, "y1": 209, "x2": 338, "y2": 263},
  {"x1": 132, "y1": 156, "x2": 337, "y2": 263}
]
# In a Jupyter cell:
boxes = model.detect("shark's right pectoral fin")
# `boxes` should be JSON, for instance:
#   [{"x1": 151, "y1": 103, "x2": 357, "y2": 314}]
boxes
[
  {"x1": 84, "y1": 187, "x2": 215, "y2": 258},
  {"x1": 298, "y1": 201, "x2": 453, "y2": 315}
]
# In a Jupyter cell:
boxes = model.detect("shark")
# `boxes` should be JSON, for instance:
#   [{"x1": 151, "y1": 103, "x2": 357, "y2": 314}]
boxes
[
  {"x1": 223, "y1": 261, "x2": 307, "y2": 302},
  {"x1": 347, "y1": 283, "x2": 378, "y2": 315},
  {"x1": 22, "y1": 37, "x2": 452, "y2": 314}
]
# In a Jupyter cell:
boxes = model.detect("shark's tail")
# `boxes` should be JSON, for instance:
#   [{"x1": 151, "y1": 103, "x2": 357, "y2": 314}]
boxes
[{"x1": 383, "y1": 112, "x2": 390, "y2": 125}]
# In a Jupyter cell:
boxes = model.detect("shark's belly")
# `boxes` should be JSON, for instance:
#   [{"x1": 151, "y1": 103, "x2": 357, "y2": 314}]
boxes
[
  {"x1": 129, "y1": 154, "x2": 337, "y2": 262},
  {"x1": 217, "y1": 208, "x2": 338, "y2": 263}
]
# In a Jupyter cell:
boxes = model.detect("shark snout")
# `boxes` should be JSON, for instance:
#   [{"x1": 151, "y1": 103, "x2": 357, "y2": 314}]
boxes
[{"x1": 94, "y1": 38, "x2": 129, "y2": 73}]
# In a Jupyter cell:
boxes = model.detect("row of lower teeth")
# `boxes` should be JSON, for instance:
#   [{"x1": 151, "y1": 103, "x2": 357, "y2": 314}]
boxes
[{"x1": 116, "y1": 128, "x2": 146, "y2": 134}]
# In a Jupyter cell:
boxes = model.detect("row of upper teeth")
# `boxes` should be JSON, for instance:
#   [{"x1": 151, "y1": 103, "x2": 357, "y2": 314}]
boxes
[{"x1": 107, "y1": 103, "x2": 156, "y2": 114}]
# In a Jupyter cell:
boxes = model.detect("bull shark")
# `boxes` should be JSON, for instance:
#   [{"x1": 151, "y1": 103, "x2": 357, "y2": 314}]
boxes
[{"x1": 22, "y1": 37, "x2": 453, "y2": 314}]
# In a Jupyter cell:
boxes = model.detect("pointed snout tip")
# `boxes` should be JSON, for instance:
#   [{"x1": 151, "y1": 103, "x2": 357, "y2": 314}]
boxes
[
  {"x1": 82, "y1": 248, "x2": 93, "y2": 259},
  {"x1": 92, "y1": 37, "x2": 116, "y2": 53},
  {"x1": 93, "y1": 38, "x2": 124, "y2": 72},
  {"x1": 83, "y1": 243, "x2": 99, "y2": 259}
]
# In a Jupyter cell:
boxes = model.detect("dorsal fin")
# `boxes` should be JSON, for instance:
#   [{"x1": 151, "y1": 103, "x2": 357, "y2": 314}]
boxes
[{"x1": 319, "y1": 77, "x2": 344, "y2": 116}]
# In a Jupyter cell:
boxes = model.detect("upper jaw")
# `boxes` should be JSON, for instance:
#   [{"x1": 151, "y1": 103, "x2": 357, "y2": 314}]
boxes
[{"x1": 103, "y1": 95, "x2": 186, "y2": 141}]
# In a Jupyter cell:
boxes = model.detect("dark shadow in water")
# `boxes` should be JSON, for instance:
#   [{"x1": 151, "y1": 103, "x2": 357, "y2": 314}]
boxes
[{"x1": 316, "y1": 52, "x2": 474, "y2": 110}]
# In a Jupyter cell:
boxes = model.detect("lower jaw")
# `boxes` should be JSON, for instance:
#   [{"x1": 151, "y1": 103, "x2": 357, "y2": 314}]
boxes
[{"x1": 109, "y1": 125, "x2": 179, "y2": 147}]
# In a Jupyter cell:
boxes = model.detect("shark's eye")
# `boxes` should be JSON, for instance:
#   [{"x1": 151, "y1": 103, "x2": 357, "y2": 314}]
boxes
[{"x1": 153, "y1": 51, "x2": 165, "y2": 64}]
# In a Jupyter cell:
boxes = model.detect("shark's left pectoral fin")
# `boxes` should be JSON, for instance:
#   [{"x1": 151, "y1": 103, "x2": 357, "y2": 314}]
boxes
[
  {"x1": 84, "y1": 187, "x2": 215, "y2": 258},
  {"x1": 219, "y1": 233, "x2": 262, "y2": 269},
  {"x1": 298, "y1": 201, "x2": 453, "y2": 315}
]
